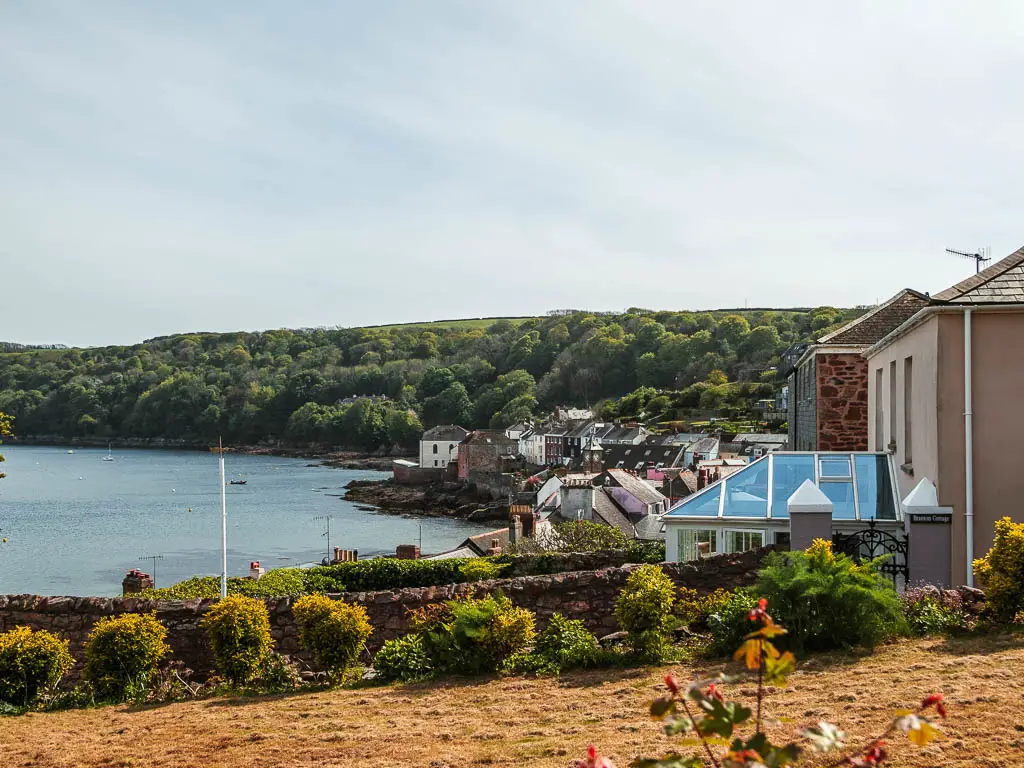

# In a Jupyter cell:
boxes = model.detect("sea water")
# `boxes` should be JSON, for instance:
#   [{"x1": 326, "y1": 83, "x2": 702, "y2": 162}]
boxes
[{"x1": 0, "y1": 445, "x2": 494, "y2": 596}]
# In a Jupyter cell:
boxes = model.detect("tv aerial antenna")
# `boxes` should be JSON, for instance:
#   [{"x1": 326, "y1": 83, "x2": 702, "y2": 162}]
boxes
[{"x1": 946, "y1": 247, "x2": 990, "y2": 274}]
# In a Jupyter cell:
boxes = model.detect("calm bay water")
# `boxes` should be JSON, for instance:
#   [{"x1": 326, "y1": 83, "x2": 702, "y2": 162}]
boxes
[{"x1": 0, "y1": 446, "x2": 494, "y2": 597}]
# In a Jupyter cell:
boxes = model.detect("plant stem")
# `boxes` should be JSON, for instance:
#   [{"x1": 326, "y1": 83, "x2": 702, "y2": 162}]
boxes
[
  {"x1": 678, "y1": 695, "x2": 722, "y2": 768},
  {"x1": 756, "y1": 638, "x2": 764, "y2": 735}
]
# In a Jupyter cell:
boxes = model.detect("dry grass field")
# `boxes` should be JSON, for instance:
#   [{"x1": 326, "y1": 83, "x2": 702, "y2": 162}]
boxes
[{"x1": 2, "y1": 634, "x2": 1022, "y2": 768}]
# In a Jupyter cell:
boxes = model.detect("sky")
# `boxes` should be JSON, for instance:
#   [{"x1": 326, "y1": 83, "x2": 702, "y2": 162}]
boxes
[{"x1": 3, "y1": 1, "x2": 1024, "y2": 347}]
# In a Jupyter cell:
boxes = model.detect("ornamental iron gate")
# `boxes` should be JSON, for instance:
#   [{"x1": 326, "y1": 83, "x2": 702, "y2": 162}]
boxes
[{"x1": 832, "y1": 519, "x2": 909, "y2": 589}]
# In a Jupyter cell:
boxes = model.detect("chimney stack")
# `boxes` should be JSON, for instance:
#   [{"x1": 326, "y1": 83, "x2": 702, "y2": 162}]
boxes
[
  {"x1": 122, "y1": 568, "x2": 154, "y2": 596},
  {"x1": 396, "y1": 544, "x2": 421, "y2": 560}
]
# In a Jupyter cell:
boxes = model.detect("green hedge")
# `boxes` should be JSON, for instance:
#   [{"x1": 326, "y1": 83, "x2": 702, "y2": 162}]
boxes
[
  {"x1": 300, "y1": 557, "x2": 471, "y2": 593},
  {"x1": 142, "y1": 546, "x2": 666, "y2": 599}
]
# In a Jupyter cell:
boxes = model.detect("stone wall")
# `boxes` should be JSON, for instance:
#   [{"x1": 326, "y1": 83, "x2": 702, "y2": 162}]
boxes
[
  {"x1": 0, "y1": 549, "x2": 770, "y2": 681},
  {"x1": 816, "y1": 353, "x2": 869, "y2": 451}
]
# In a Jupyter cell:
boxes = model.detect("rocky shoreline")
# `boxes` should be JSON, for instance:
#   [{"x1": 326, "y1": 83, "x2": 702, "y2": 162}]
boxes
[{"x1": 343, "y1": 479, "x2": 508, "y2": 521}]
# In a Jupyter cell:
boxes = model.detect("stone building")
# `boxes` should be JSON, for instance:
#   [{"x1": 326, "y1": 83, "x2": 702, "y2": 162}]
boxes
[{"x1": 787, "y1": 289, "x2": 930, "y2": 451}]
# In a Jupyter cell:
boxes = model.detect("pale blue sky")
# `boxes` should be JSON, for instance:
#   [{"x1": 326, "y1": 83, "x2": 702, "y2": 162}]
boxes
[{"x1": 3, "y1": 1, "x2": 1024, "y2": 346}]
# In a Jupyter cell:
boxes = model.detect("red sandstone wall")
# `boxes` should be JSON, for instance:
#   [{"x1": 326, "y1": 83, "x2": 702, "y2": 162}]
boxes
[{"x1": 816, "y1": 353, "x2": 868, "y2": 451}]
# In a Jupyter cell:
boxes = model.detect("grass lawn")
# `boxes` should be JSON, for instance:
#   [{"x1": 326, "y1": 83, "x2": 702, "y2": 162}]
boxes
[{"x1": 2, "y1": 634, "x2": 1022, "y2": 767}]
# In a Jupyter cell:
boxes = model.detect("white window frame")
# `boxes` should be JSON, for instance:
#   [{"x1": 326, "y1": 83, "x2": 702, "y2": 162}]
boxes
[
  {"x1": 677, "y1": 528, "x2": 719, "y2": 562},
  {"x1": 724, "y1": 528, "x2": 766, "y2": 554}
]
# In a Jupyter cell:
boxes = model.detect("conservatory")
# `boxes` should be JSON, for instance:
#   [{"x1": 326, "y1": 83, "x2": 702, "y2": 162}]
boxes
[{"x1": 663, "y1": 452, "x2": 902, "y2": 562}]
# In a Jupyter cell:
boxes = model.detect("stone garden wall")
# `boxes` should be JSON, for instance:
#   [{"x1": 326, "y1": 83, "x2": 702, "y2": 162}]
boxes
[{"x1": 0, "y1": 549, "x2": 773, "y2": 681}]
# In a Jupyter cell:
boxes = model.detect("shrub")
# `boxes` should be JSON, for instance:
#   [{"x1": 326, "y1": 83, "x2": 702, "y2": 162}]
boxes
[
  {"x1": 0, "y1": 627, "x2": 74, "y2": 707},
  {"x1": 302, "y1": 558, "x2": 469, "y2": 593},
  {"x1": 414, "y1": 595, "x2": 536, "y2": 675},
  {"x1": 460, "y1": 559, "x2": 508, "y2": 582},
  {"x1": 200, "y1": 596, "x2": 273, "y2": 686},
  {"x1": 973, "y1": 516, "x2": 1024, "y2": 623},
  {"x1": 614, "y1": 565, "x2": 676, "y2": 661},
  {"x1": 675, "y1": 587, "x2": 732, "y2": 631},
  {"x1": 753, "y1": 539, "x2": 905, "y2": 652},
  {"x1": 901, "y1": 587, "x2": 969, "y2": 636},
  {"x1": 373, "y1": 635, "x2": 434, "y2": 682},
  {"x1": 232, "y1": 569, "x2": 305, "y2": 598},
  {"x1": 141, "y1": 570, "x2": 307, "y2": 600},
  {"x1": 259, "y1": 652, "x2": 302, "y2": 693},
  {"x1": 532, "y1": 613, "x2": 600, "y2": 672},
  {"x1": 705, "y1": 590, "x2": 759, "y2": 658},
  {"x1": 83, "y1": 613, "x2": 170, "y2": 702},
  {"x1": 292, "y1": 594, "x2": 373, "y2": 679}
]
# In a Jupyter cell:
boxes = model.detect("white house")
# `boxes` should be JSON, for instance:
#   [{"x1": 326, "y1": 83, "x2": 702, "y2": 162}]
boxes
[{"x1": 419, "y1": 425, "x2": 469, "y2": 469}]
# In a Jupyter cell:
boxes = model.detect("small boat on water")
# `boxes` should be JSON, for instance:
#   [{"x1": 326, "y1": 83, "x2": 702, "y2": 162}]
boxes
[
  {"x1": 102, "y1": 444, "x2": 114, "y2": 462},
  {"x1": 228, "y1": 479, "x2": 247, "y2": 486},
  {"x1": 66, "y1": 449, "x2": 74, "y2": 454}
]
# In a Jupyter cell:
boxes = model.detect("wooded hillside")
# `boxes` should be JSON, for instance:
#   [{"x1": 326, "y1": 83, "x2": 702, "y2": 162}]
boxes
[{"x1": 0, "y1": 307, "x2": 861, "y2": 451}]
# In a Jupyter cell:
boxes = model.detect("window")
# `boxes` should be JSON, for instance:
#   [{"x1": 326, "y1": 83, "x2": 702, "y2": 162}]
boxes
[
  {"x1": 874, "y1": 368, "x2": 884, "y2": 451},
  {"x1": 432, "y1": 444, "x2": 438, "y2": 454},
  {"x1": 889, "y1": 361, "x2": 897, "y2": 450},
  {"x1": 681, "y1": 484, "x2": 722, "y2": 516},
  {"x1": 721, "y1": 460, "x2": 769, "y2": 517},
  {"x1": 819, "y1": 456, "x2": 852, "y2": 479},
  {"x1": 449, "y1": 443, "x2": 455, "y2": 452},
  {"x1": 725, "y1": 529, "x2": 764, "y2": 553},
  {"x1": 769, "y1": 454, "x2": 814, "y2": 519},
  {"x1": 774, "y1": 531, "x2": 791, "y2": 549},
  {"x1": 903, "y1": 357, "x2": 913, "y2": 465},
  {"x1": 855, "y1": 454, "x2": 896, "y2": 520},
  {"x1": 678, "y1": 529, "x2": 717, "y2": 561}
]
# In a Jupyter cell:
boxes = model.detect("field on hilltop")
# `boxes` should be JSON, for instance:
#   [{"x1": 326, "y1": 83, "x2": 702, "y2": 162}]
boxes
[{"x1": 2, "y1": 634, "x2": 1020, "y2": 768}]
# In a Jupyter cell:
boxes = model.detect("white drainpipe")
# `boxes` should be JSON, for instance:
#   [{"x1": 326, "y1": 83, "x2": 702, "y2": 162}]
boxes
[{"x1": 964, "y1": 308, "x2": 975, "y2": 587}]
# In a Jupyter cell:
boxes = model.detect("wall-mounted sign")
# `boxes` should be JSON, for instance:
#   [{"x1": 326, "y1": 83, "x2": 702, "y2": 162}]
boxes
[{"x1": 909, "y1": 513, "x2": 951, "y2": 525}]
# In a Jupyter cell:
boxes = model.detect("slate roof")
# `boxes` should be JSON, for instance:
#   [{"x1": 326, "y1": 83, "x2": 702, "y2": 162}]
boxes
[
  {"x1": 422, "y1": 424, "x2": 470, "y2": 441},
  {"x1": 687, "y1": 436, "x2": 720, "y2": 455},
  {"x1": 633, "y1": 513, "x2": 666, "y2": 541},
  {"x1": 460, "y1": 430, "x2": 517, "y2": 446},
  {"x1": 933, "y1": 246, "x2": 1024, "y2": 304},
  {"x1": 423, "y1": 546, "x2": 477, "y2": 560},
  {"x1": 592, "y1": 490, "x2": 636, "y2": 538},
  {"x1": 603, "y1": 468, "x2": 667, "y2": 505},
  {"x1": 601, "y1": 443, "x2": 685, "y2": 472},
  {"x1": 460, "y1": 528, "x2": 511, "y2": 556},
  {"x1": 732, "y1": 433, "x2": 788, "y2": 445},
  {"x1": 817, "y1": 289, "x2": 931, "y2": 345}
]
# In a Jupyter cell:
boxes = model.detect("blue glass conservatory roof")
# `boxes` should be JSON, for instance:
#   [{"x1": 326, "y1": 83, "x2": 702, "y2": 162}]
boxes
[{"x1": 665, "y1": 453, "x2": 900, "y2": 521}]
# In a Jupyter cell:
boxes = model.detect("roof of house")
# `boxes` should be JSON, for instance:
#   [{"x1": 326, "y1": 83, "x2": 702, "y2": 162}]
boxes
[
  {"x1": 732, "y1": 433, "x2": 788, "y2": 444},
  {"x1": 817, "y1": 289, "x2": 932, "y2": 345},
  {"x1": 506, "y1": 422, "x2": 533, "y2": 434},
  {"x1": 933, "y1": 246, "x2": 1024, "y2": 304},
  {"x1": 592, "y1": 490, "x2": 636, "y2": 538},
  {"x1": 603, "y1": 425, "x2": 645, "y2": 442},
  {"x1": 686, "y1": 436, "x2": 720, "y2": 454},
  {"x1": 423, "y1": 546, "x2": 477, "y2": 561},
  {"x1": 459, "y1": 528, "x2": 511, "y2": 556},
  {"x1": 601, "y1": 443, "x2": 685, "y2": 472},
  {"x1": 603, "y1": 468, "x2": 667, "y2": 505},
  {"x1": 422, "y1": 424, "x2": 470, "y2": 441},
  {"x1": 460, "y1": 430, "x2": 517, "y2": 446},
  {"x1": 633, "y1": 513, "x2": 666, "y2": 541}
]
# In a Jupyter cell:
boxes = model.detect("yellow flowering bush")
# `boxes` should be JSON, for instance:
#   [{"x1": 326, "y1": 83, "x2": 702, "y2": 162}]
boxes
[{"x1": 973, "y1": 517, "x2": 1024, "y2": 622}]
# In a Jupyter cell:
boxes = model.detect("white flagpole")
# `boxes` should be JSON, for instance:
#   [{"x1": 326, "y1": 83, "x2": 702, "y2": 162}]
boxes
[{"x1": 219, "y1": 437, "x2": 227, "y2": 599}]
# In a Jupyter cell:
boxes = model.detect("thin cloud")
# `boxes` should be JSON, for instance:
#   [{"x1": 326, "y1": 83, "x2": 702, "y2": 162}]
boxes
[{"x1": 1, "y1": 1, "x2": 1022, "y2": 345}]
